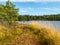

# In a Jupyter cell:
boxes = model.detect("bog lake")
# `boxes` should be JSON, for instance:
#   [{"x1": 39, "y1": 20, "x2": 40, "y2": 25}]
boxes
[{"x1": 18, "y1": 21, "x2": 60, "y2": 32}]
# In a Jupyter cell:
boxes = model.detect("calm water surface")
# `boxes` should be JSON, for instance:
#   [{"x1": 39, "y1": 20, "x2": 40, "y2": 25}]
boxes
[{"x1": 18, "y1": 21, "x2": 60, "y2": 32}]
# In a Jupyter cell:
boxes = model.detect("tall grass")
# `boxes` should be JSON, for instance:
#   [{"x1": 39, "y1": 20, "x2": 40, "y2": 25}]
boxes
[{"x1": 0, "y1": 23, "x2": 60, "y2": 45}]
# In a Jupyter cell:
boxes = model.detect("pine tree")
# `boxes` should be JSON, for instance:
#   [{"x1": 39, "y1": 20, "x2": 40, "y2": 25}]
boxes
[
  {"x1": 0, "y1": 0, "x2": 19, "y2": 29},
  {"x1": 0, "y1": 4, "x2": 7, "y2": 24},
  {"x1": 5, "y1": 0, "x2": 19, "y2": 28}
]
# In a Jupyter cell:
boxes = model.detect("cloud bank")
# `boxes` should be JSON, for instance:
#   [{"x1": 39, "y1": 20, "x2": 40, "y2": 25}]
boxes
[
  {"x1": 19, "y1": 7, "x2": 60, "y2": 15},
  {"x1": 0, "y1": 0, "x2": 60, "y2": 2}
]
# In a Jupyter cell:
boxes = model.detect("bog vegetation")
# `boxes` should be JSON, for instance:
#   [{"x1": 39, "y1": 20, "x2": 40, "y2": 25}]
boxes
[{"x1": 0, "y1": 0, "x2": 60, "y2": 45}]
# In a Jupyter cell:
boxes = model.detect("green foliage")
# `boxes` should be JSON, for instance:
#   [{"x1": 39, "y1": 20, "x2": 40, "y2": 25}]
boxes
[
  {"x1": 18, "y1": 14, "x2": 60, "y2": 21},
  {"x1": 5, "y1": 0, "x2": 19, "y2": 26},
  {"x1": 0, "y1": 0, "x2": 19, "y2": 27}
]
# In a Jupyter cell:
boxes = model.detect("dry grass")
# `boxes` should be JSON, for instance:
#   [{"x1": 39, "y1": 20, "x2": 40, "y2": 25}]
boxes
[{"x1": 0, "y1": 23, "x2": 60, "y2": 45}]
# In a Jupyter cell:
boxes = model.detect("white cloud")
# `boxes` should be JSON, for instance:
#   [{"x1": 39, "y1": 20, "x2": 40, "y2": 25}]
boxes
[
  {"x1": 0, "y1": 0, "x2": 35, "y2": 2},
  {"x1": 0, "y1": 0, "x2": 60, "y2": 2},
  {"x1": 43, "y1": 8, "x2": 50, "y2": 9},
  {"x1": 21, "y1": 10, "x2": 27, "y2": 13},
  {"x1": 20, "y1": 7, "x2": 34, "y2": 12},
  {"x1": 36, "y1": 0, "x2": 60, "y2": 2},
  {"x1": 42, "y1": 7, "x2": 60, "y2": 13},
  {"x1": 20, "y1": 8, "x2": 28, "y2": 13},
  {"x1": 20, "y1": 10, "x2": 28, "y2": 12},
  {"x1": 20, "y1": 7, "x2": 60, "y2": 15}
]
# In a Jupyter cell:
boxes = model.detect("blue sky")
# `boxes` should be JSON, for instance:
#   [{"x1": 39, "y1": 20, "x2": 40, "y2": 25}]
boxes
[{"x1": 0, "y1": 0, "x2": 60, "y2": 15}]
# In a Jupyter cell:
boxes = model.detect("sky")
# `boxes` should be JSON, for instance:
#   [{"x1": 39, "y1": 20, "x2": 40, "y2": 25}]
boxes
[{"x1": 0, "y1": 0, "x2": 60, "y2": 15}]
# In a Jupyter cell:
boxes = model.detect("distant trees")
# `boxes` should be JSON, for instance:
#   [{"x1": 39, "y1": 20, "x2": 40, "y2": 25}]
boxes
[{"x1": 18, "y1": 14, "x2": 60, "y2": 21}]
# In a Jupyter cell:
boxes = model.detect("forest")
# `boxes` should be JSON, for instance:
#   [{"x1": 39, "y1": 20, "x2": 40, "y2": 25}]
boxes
[{"x1": 18, "y1": 14, "x2": 60, "y2": 21}]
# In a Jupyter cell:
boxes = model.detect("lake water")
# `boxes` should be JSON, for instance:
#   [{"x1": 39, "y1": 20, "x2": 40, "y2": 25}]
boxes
[{"x1": 18, "y1": 21, "x2": 60, "y2": 32}]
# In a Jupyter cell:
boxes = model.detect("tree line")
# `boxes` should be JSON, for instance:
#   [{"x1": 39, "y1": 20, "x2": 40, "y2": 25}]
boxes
[{"x1": 18, "y1": 14, "x2": 60, "y2": 21}]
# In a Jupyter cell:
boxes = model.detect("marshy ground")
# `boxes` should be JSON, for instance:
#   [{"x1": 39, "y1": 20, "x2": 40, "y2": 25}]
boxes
[{"x1": 0, "y1": 23, "x2": 60, "y2": 45}]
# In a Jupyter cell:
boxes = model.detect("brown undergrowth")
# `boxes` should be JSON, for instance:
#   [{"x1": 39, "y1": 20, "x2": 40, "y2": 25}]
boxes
[{"x1": 0, "y1": 23, "x2": 60, "y2": 45}]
